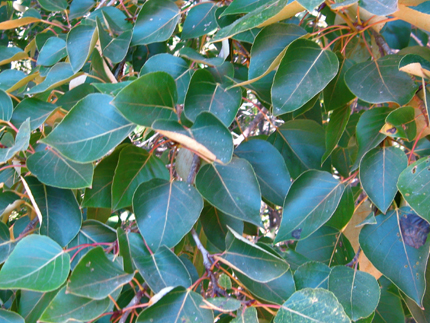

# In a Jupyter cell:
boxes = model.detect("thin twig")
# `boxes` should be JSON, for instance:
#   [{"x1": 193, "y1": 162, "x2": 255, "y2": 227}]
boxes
[
  {"x1": 119, "y1": 289, "x2": 145, "y2": 323},
  {"x1": 369, "y1": 29, "x2": 393, "y2": 56},
  {"x1": 346, "y1": 247, "x2": 361, "y2": 268},
  {"x1": 186, "y1": 154, "x2": 201, "y2": 185}
]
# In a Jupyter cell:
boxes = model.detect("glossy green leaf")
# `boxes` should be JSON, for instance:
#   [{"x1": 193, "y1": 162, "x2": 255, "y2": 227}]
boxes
[
  {"x1": 0, "y1": 235, "x2": 70, "y2": 291},
  {"x1": 182, "y1": 3, "x2": 217, "y2": 39},
  {"x1": 179, "y1": 47, "x2": 225, "y2": 66},
  {"x1": 235, "y1": 139, "x2": 291, "y2": 206},
  {"x1": 248, "y1": 23, "x2": 306, "y2": 81},
  {"x1": 217, "y1": 228, "x2": 289, "y2": 282},
  {"x1": 345, "y1": 55, "x2": 417, "y2": 106},
  {"x1": 274, "y1": 288, "x2": 351, "y2": 323},
  {"x1": 67, "y1": 220, "x2": 117, "y2": 268},
  {"x1": 296, "y1": 226, "x2": 354, "y2": 266},
  {"x1": 133, "y1": 245, "x2": 192, "y2": 293},
  {"x1": 27, "y1": 63, "x2": 76, "y2": 94},
  {"x1": 236, "y1": 269, "x2": 296, "y2": 304},
  {"x1": 66, "y1": 24, "x2": 97, "y2": 73},
  {"x1": 0, "y1": 89, "x2": 12, "y2": 122},
  {"x1": 325, "y1": 185, "x2": 354, "y2": 230},
  {"x1": 41, "y1": 93, "x2": 134, "y2": 163},
  {"x1": 328, "y1": 266, "x2": 380, "y2": 321},
  {"x1": 0, "y1": 118, "x2": 30, "y2": 163},
  {"x1": 200, "y1": 206, "x2": 244, "y2": 252},
  {"x1": 83, "y1": 144, "x2": 125, "y2": 208},
  {"x1": 39, "y1": 286, "x2": 110, "y2": 323},
  {"x1": 24, "y1": 176, "x2": 81, "y2": 246},
  {"x1": 55, "y1": 83, "x2": 96, "y2": 111},
  {"x1": 268, "y1": 119, "x2": 326, "y2": 178},
  {"x1": 153, "y1": 112, "x2": 233, "y2": 164},
  {"x1": 322, "y1": 105, "x2": 351, "y2": 163},
  {"x1": 67, "y1": 247, "x2": 133, "y2": 299},
  {"x1": 0, "y1": 309, "x2": 24, "y2": 323},
  {"x1": 11, "y1": 98, "x2": 57, "y2": 131},
  {"x1": 98, "y1": 20, "x2": 132, "y2": 64},
  {"x1": 294, "y1": 261, "x2": 331, "y2": 290},
  {"x1": 69, "y1": 0, "x2": 95, "y2": 19},
  {"x1": 18, "y1": 290, "x2": 59, "y2": 323},
  {"x1": 384, "y1": 106, "x2": 417, "y2": 141},
  {"x1": 112, "y1": 72, "x2": 177, "y2": 127},
  {"x1": 195, "y1": 158, "x2": 262, "y2": 226},
  {"x1": 275, "y1": 170, "x2": 344, "y2": 243},
  {"x1": 37, "y1": 37, "x2": 66, "y2": 66},
  {"x1": 133, "y1": 179, "x2": 203, "y2": 250},
  {"x1": 221, "y1": 0, "x2": 272, "y2": 16},
  {"x1": 352, "y1": 107, "x2": 392, "y2": 170},
  {"x1": 360, "y1": 207, "x2": 430, "y2": 306},
  {"x1": 272, "y1": 39, "x2": 338, "y2": 115},
  {"x1": 131, "y1": 0, "x2": 180, "y2": 46},
  {"x1": 323, "y1": 55, "x2": 355, "y2": 111},
  {"x1": 0, "y1": 221, "x2": 15, "y2": 264},
  {"x1": 398, "y1": 157, "x2": 430, "y2": 221},
  {"x1": 112, "y1": 145, "x2": 168, "y2": 210},
  {"x1": 360, "y1": 0, "x2": 397, "y2": 16},
  {"x1": 360, "y1": 146, "x2": 407, "y2": 213},
  {"x1": 184, "y1": 69, "x2": 242, "y2": 127},
  {"x1": 27, "y1": 149, "x2": 94, "y2": 189},
  {"x1": 136, "y1": 287, "x2": 214, "y2": 322},
  {"x1": 37, "y1": 0, "x2": 68, "y2": 11}
]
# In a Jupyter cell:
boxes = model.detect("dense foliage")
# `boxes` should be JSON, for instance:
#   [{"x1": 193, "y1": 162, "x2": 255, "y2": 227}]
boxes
[{"x1": 1, "y1": 0, "x2": 430, "y2": 322}]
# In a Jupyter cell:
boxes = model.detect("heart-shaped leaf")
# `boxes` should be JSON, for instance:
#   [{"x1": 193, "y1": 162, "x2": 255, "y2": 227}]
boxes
[
  {"x1": 195, "y1": 158, "x2": 261, "y2": 226},
  {"x1": 275, "y1": 170, "x2": 344, "y2": 243},
  {"x1": 0, "y1": 235, "x2": 70, "y2": 292},
  {"x1": 360, "y1": 146, "x2": 407, "y2": 213},
  {"x1": 41, "y1": 93, "x2": 134, "y2": 163},
  {"x1": 272, "y1": 39, "x2": 338, "y2": 115},
  {"x1": 133, "y1": 179, "x2": 203, "y2": 251}
]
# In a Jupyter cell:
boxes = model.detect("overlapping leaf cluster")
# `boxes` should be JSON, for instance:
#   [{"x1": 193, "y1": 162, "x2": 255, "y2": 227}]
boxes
[{"x1": 1, "y1": 0, "x2": 430, "y2": 322}]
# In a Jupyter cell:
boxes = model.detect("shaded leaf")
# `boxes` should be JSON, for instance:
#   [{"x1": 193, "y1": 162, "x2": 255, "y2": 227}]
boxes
[
  {"x1": 0, "y1": 89, "x2": 12, "y2": 122},
  {"x1": 294, "y1": 261, "x2": 331, "y2": 290},
  {"x1": 11, "y1": 98, "x2": 57, "y2": 131},
  {"x1": 322, "y1": 105, "x2": 351, "y2": 163},
  {"x1": 202, "y1": 297, "x2": 241, "y2": 313},
  {"x1": 0, "y1": 221, "x2": 15, "y2": 264},
  {"x1": 37, "y1": 0, "x2": 68, "y2": 11},
  {"x1": 400, "y1": 212, "x2": 430, "y2": 249},
  {"x1": 179, "y1": 47, "x2": 225, "y2": 66},
  {"x1": 325, "y1": 185, "x2": 354, "y2": 230},
  {"x1": 382, "y1": 106, "x2": 417, "y2": 141},
  {"x1": 27, "y1": 62, "x2": 77, "y2": 95},
  {"x1": 221, "y1": 0, "x2": 272, "y2": 15},
  {"x1": 66, "y1": 24, "x2": 97, "y2": 73},
  {"x1": 231, "y1": 307, "x2": 258, "y2": 323},
  {"x1": 18, "y1": 290, "x2": 59, "y2": 323},
  {"x1": 373, "y1": 277, "x2": 405, "y2": 323},
  {"x1": 0, "y1": 310, "x2": 24, "y2": 323}
]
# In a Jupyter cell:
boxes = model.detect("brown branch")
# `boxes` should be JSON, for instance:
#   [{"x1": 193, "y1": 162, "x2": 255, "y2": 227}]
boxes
[
  {"x1": 369, "y1": 29, "x2": 394, "y2": 56},
  {"x1": 118, "y1": 289, "x2": 145, "y2": 323}
]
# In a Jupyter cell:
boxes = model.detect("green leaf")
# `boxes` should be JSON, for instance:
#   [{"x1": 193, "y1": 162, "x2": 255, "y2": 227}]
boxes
[
  {"x1": 236, "y1": 269, "x2": 296, "y2": 304},
  {"x1": 179, "y1": 47, "x2": 225, "y2": 67},
  {"x1": 0, "y1": 309, "x2": 24, "y2": 323},
  {"x1": 322, "y1": 105, "x2": 351, "y2": 163},
  {"x1": 296, "y1": 226, "x2": 354, "y2": 266},
  {"x1": 67, "y1": 247, "x2": 133, "y2": 299},
  {"x1": 117, "y1": 228, "x2": 133, "y2": 273},
  {"x1": 275, "y1": 170, "x2": 344, "y2": 243},
  {"x1": 0, "y1": 222, "x2": 15, "y2": 264},
  {"x1": 41, "y1": 93, "x2": 134, "y2": 163},
  {"x1": 131, "y1": 0, "x2": 180, "y2": 46},
  {"x1": 182, "y1": 3, "x2": 217, "y2": 39},
  {"x1": 98, "y1": 20, "x2": 132, "y2": 64},
  {"x1": 235, "y1": 139, "x2": 291, "y2": 206},
  {"x1": 133, "y1": 245, "x2": 192, "y2": 293},
  {"x1": 272, "y1": 39, "x2": 338, "y2": 115},
  {"x1": 27, "y1": 62, "x2": 76, "y2": 95},
  {"x1": 231, "y1": 307, "x2": 258, "y2": 323},
  {"x1": 112, "y1": 72, "x2": 177, "y2": 127},
  {"x1": 325, "y1": 185, "x2": 354, "y2": 230},
  {"x1": 328, "y1": 266, "x2": 380, "y2": 321},
  {"x1": 0, "y1": 235, "x2": 70, "y2": 292},
  {"x1": 37, "y1": 37, "x2": 67, "y2": 66},
  {"x1": 136, "y1": 287, "x2": 214, "y2": 322},
  {"x1": 360, "y1": 207, "x2": 430, "y2": 306},
  {"x1": 39, "y1": 286, "x2": 110, "y2": 323},
  {"x1": 360, "y1": 146, "x2": 407, "y2": 213},
  {"x1": 221, "y1": 0, "x2": 273, "y2": 16},
  {"x1": 18, "y1": 290, "x2": 59, "y2": 323},
  {"x1": 0, "y1": 118, "x2": 30, "y2": 163},
  {"x1": 83, "y1": 144, "x2": 125, "y2": 208},
  {"x1": 27, "y1": 149, "x2": 94, "y2": 189},
  {"x1": 153, "y1": 112, "x2": 233, "y2": 164},
  {"x1": 268, "y1": 119, "x2": 326, "y2": 178},
  {"x1": 0, "y1": 89, "x2": 12, "y2": 122},
  {"x1": 24, "y1": 176, "x2": 82, "y2": 246},
  {"x1": 274, "y1": 288, "x2": 351, "y2": 323},
  {"x1": 247, "y1": 23, "x2": 306, "y2": 82},
  {"x1": 384, "y1": 106, "x2": 417, "y2": 141},
  {"x1": 0, "y1": 46, "x2": 27, "y2": 65},
  {"x1": 112, "y1": 145, "x2": 169, "y2": 210},
  {"x1": 66, "y1": 24, "x2": 97, "y2": 73},
  {"x1": 11, "y1": 98, "x2": 57, "y2": 131},
  {"x1": 352, "y1": 107, "x2": 392, "y2": 171},
  {"x1": 184, "y1": 69, "x2": 242, "y2": 127},
  {"x1": 37, "y1": 0, "x2": 68, "y2": 11},
  {"x1": 69, "y1": 0, "x2": 96, "y2": 19},
  {"x1": 203, "y1": 297, "x2": 241, "y2": 312},
  {"x1": 373, "y1": 277, "x2": 405, "y2": 323},
  {"x1": 217, "y1": 227, "x2": 289, "y2": 282},
  {"x1": 0, "y1": 69, "x2": 29, "y2": 92},
  {"x1": 345, "y1": 55, "x2": 417, "y2": 106},
  {"x1": 398, "y1": 157, "x2": 430, "y2": 221},
  {"x1": 294, "y1": 261, "x2": 331, "y2": 290},
  {"x1": 200, "y1": 206, "x2": 244, "y2": 252},
  {"x1": 323, "y1": 55, "x2": 355, "y2": 111},
  {"x1": 195, "y1": 158, "x2": 262, "y2": 226},
  {"x1": 133, "y1": 179, "x2": 203, "y2": 250},
  {"x1": 360, "y1": 0, "x2": 398, "y2": 16},
  {"x1": 55, "y1": 83, "x2": 96, "y2": 111}
]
